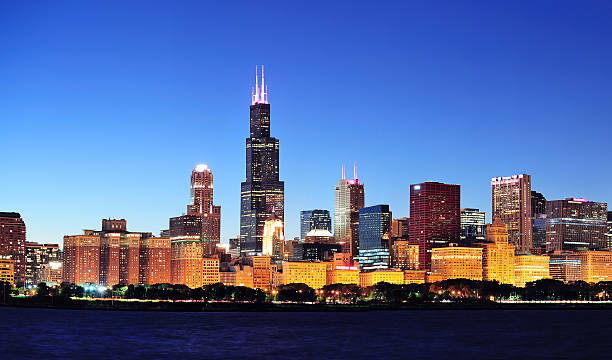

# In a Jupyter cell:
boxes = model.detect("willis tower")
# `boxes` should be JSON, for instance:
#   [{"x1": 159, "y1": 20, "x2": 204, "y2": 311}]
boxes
[{"x1": 240, "y1": 66, "x2": 284, "y2": 254}]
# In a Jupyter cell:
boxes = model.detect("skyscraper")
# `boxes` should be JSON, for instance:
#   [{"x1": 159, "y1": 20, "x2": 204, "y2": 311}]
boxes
[
  {"x1": 25, "y1": 242, "x2": 61, "y2": 285},
  {"x1": 334, "y1": 165, "x2": 364, "y2": 256},
  {"x1": 460, "y1": 208, "x2": 486, "y2": 244},
  {"x1": 531, "y1": 190, "x2": 547, "y2": 251},
  {"x1": 545, "y1": 198, "x2": 608, "y2": 252},
  {"x1": 358, "y1": 205, "x2": 391, "y2": 271},
  {"x1": 187, "y1": 164, "x2": 221, "y2": 255},
  {"x1": 0, "y1": 212, "x2": 26, "y2": 284},
  {"x1": 491, "y1": 174, "x2": 533, "y2": 252},
  {"x1": 240, "y1": 66, "x2": 284, "y2": 254},
  {"x1": 300, "y1": 210, "x2": 332, "y2": 240},
  {"x1": 606, "y1": 212, "x2": 612, "y2": 249},
  {"x1": 476, "y1": 216, "x2": 516, "y2": 285},
  {"x1": 409, "y1": 182, "x2": 460, "y2": 270}
]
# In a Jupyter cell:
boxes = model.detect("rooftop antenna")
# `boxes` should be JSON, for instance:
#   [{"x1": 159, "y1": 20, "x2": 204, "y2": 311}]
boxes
[
  {"x1": 341, "y1": 164, "x2": 345, "y2": 180},
  {"x1": 353, "y1": 163, "x2": 357, "y2": 180}
]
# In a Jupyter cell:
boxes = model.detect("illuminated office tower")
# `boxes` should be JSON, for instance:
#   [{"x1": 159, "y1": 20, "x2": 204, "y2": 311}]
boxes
[
  {"x1": 460, "y1": 208, "x2": 486, "y2": 244},
  {"x1": 409, "y1": 182, "x2": 460, "y2": 270},
  {"x1": 549, "y1": 251, "x2": 581, "y2": 283},
  {"x1": 63, "y1": 234, "x2": 101, "y2": 285},
  {"x1": 240, "y1": 66, "x2": 284, "y2": 255},
  {"x1": 491, "y1": 174, "x2": 532, "y2": 252},
  {"x1": 139, "y1": 236, "x2": 171, "y2": 285},
  {"x1": 476, "y1": 216, "x2": 515, "y2": 285},
  {"x1": 334, "y1": 165, "x2": 364, "y2": 256},
  {"x1": 0, "y1": 212, "x2": 26, "y2": 283},
  {"x1": 262, "y1": 218, "x2": 284, "y2": 259},
  {"x1": 252, "y1": 255, "x2": 276, "y2": 290},
  {"x1": 300, "y1": 210, "x2": 332, "y2": 240},
  {"x1": 391, "y1": 241, "x2": 419, "y2": 269},
  {"x1": 430, "y1": 246, "x2": 483, "y2": 281},
  {"x1": 99, "y1": 232, "x2": 120, "y2": 286},
  {"x1": 545, "y1": 198, "x2": 607, "y2": 252},
  {"x1": 358, "y1": 205, "x2": 392, "y2": 271},
  {"x1": 202, "y1": 257, "x2": 220, "y2": 285},
  {"x1": 170, "y1": 238, "x2": 203, "y2": 288},
  {"x1": 25, "y1": 242, "x2": 61, "y2": 284},
  {"x1": 514, "y1": 254, "x2": 549, "y2": 287},
  {"x1": 119, "y1": 233, "x2": 141, "y2": 285},
  {"x1": 187, "y1": 164, "x2": 221, "y2": 255}
]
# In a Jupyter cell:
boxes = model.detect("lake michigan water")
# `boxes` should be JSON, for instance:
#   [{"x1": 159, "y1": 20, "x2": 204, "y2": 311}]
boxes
[{"x1": 1, "y1": 307, "x2": 610, "y2": 359}]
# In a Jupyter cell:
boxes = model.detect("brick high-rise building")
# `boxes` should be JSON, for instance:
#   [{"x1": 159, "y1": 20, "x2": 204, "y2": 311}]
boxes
[
  {"x1": 240, "y1": 66, "x2": 285, "y2": 255},
  {"x1": 63, "y1": 234, "x2": 101, "y2": 285},
  {"x1": 187, "y1": 164, "x2": 221, "y2": 256},
  {"x1": 334, "y1": 165, "x2": 364, "y2": 256},
  {"x1": 0, "y1": 212, "x2": 26, "y2": 284},
  {"x1": 545, "y1": 198, "x2": 608, "y2": 252},
  {"x1": 409, "y1": 182, "x2": 460, "y2": 270},
  {"x1": 139, "y1": 236, "x2": 171, "y2": 285},
  {"x1": 491, "y1": 174, "x2": 533, "y2": 252},
  {"x1": 170, "y1": 239, "x2": 203, "y2": 288},
  {"x1": 391, "y1": 217, "x2": 409, "y2": 241}
]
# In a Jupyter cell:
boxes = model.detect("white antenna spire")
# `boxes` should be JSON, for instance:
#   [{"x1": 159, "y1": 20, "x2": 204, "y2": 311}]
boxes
[
  {"x1": 341, "y1": 164, "x2": 345, "y2": 180},
  {"x1": 354, "y1": 163, "x2": 357, "y2": 179},
  {"x1": 261, "y1": 65, "x2": 265, "y2": 103}
]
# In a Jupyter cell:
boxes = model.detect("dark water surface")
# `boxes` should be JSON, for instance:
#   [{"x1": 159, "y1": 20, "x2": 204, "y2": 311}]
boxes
[{"x1": 0, "y1": 307, "x2": 609, "y2": 359}]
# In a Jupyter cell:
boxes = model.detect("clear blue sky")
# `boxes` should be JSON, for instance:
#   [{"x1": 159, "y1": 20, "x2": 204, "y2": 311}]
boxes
[{"x1": 1, "y1": 1, "x2": 611, "y2": 245}]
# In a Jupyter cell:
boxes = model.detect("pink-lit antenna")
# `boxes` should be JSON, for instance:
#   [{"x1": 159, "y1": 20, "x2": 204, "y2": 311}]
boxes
[
  {"x1": 353, "y1": 163, "x2": 357, "y2": 180},
  {"x1": 251, "y1": 65, "x2": 269, "y2": 105}
]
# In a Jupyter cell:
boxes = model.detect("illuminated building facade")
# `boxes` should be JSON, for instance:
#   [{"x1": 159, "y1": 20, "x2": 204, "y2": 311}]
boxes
[
  {"x1": 63, "y1": 234, "x2": 101, "y2": 285},
  {"x1": 240, "y1": 66, "x2": 284, "y2": 254},
  {"x1": 358, "y1": 205, "x2": 391, "y2": 271},
  {"x1": 403, "y1": 270, "x2": 427, "y2": 284},
  {"x1": 282, "y1": 261, "x2": 327, "y2": 289},
  {"x1": 139, "y1": 236, "x2": 171, "y2": 285},
  {"x1": 410, "y1": 182, "x2": 461, "y2": 270},
  {"x1": 545, "y1": 198, "x2": 608, "y2": 252},
  {"x1": 235, "y1": 265, "x2": 254, "y2": 288},
  {"x1": 514, "y1": 254, "x2": 549, "y2": 287},
  {"x1": 0, "y1": 212, "x2": 26, "y2": 284},
  {"x1": 549, "y1": 251, "x2": 581, "y2": 283},
  {"x1": 253, "y1": 255, "x2": 275, "y2": 290},
  {"x1": 491, "y1": 174, "x2": 532, "y2": 252},
  {"x1": 359, "y1": 269, "x2": 404, "y2": 287},
  {"x1": 170, "y1": 239, "x2": 203, "y2": 288},
  {"x1": 305, "y1": 229, "x2": 335, "y2": 244},
  {"x1": 391, "y1": 217, "x2": 409, "y2": 241},
  {"x1": 460, "y1": 208, "x2": 486, "y2": 244},
  {"x1": 186, "y1": 165, "x2": 221, "y2": 255},
  {"x1": 40, "y1": 261, "x2": 62, "y2": 284},
  {"x1": 0, "y1": 256, "x2": 15, "y2": 284},
  {"x1": 391, "y1": 241, "x2": 419, "y2": 269},
  {"x1": 326, "y1": 265, "x2": 359, "y2": 285},
  {"x1": 431, "y1": 246, "x2": 483, "y2": 281},
  {"x1": 262, "y1": 218, "x2": 284, "y2": 258},
  {"x1": 607, "y1": 212, "x2": 612, "y2": 249},
  {"x1": 300, "y1": 210, "x2": 332, "y2": 240},
  {"x1": 202, "y1": 257, "x2": 220, "y2": 285},
  {"x1": 334, "y1": 166, "x2": 364, "y2": 256},
  {"x1": 476, "y1": 216, "x2": 515, "y2": 285},
  {"x1": 578, "y1": 250, "x2": 612, "y2": 283},
  {"x1": 25, "y1": 242, "x2": 61, "y2": 284}
]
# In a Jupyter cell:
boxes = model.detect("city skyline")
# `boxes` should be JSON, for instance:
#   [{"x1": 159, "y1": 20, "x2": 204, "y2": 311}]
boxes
[{"x1": 2, "y1": 2, "x2": 612, "y2": 245}]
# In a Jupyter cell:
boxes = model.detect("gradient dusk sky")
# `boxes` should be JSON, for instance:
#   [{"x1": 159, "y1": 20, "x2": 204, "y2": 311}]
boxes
[{"x1": 1, "y1": 1, "x2": 611, "y2": 245}]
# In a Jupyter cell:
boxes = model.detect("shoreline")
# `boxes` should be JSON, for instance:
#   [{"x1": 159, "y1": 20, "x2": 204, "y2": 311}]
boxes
[{"x1": 4, "y1": 298, "x2": 612, "y2": 312}]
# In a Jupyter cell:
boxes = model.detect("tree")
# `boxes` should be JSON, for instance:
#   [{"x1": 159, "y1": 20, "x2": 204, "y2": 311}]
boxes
[
  {"x1": 35, "y1": 282, "x2": 51, "y2": 297},
  {"x1": 276, "y1": 283, "x2": 316, "y2": 302}
]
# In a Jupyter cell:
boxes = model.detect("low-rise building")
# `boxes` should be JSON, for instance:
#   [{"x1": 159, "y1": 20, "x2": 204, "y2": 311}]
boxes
[
  {"x1": 514, "y1": 254, "x2": 550, "y2": 287},
  {"x1": 202, "y1": 257, "x2": 220, "y2": 285},
  {"x1": 282, "y1": 261, "x2": 327, "y2": 289},
  {"x1": 578, "y1": 250, "x2": 612, "y2": 283},
  {"x1": 359, "y1": 269, "x2": 404, "y2": 287},
  {"x1": 431, "y1": 246, "x2": 483, "y2": 281},
  {"x1": 0, "y1": 256, "x2": 14, "y2": 285},
  {"x1": 403, "y1": 270, "x2": 427, "y2": 284}
]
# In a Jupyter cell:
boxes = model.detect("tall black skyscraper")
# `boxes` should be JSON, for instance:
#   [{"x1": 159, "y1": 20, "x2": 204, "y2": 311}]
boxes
[{"x1": 240, "y1": 66, "x2": 284, "y2": 254}]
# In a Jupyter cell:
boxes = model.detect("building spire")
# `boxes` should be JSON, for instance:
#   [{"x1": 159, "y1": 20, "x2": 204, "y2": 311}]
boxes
[
  {"x1": 341, "y1": 164, "x2": 345, "y2": 180},
  {"x1": 251, "y1": 65, "x2": 269, "y2": 105},
  {"x1": 353, "y1": 163, "x2": 357, "y2": 180}
]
